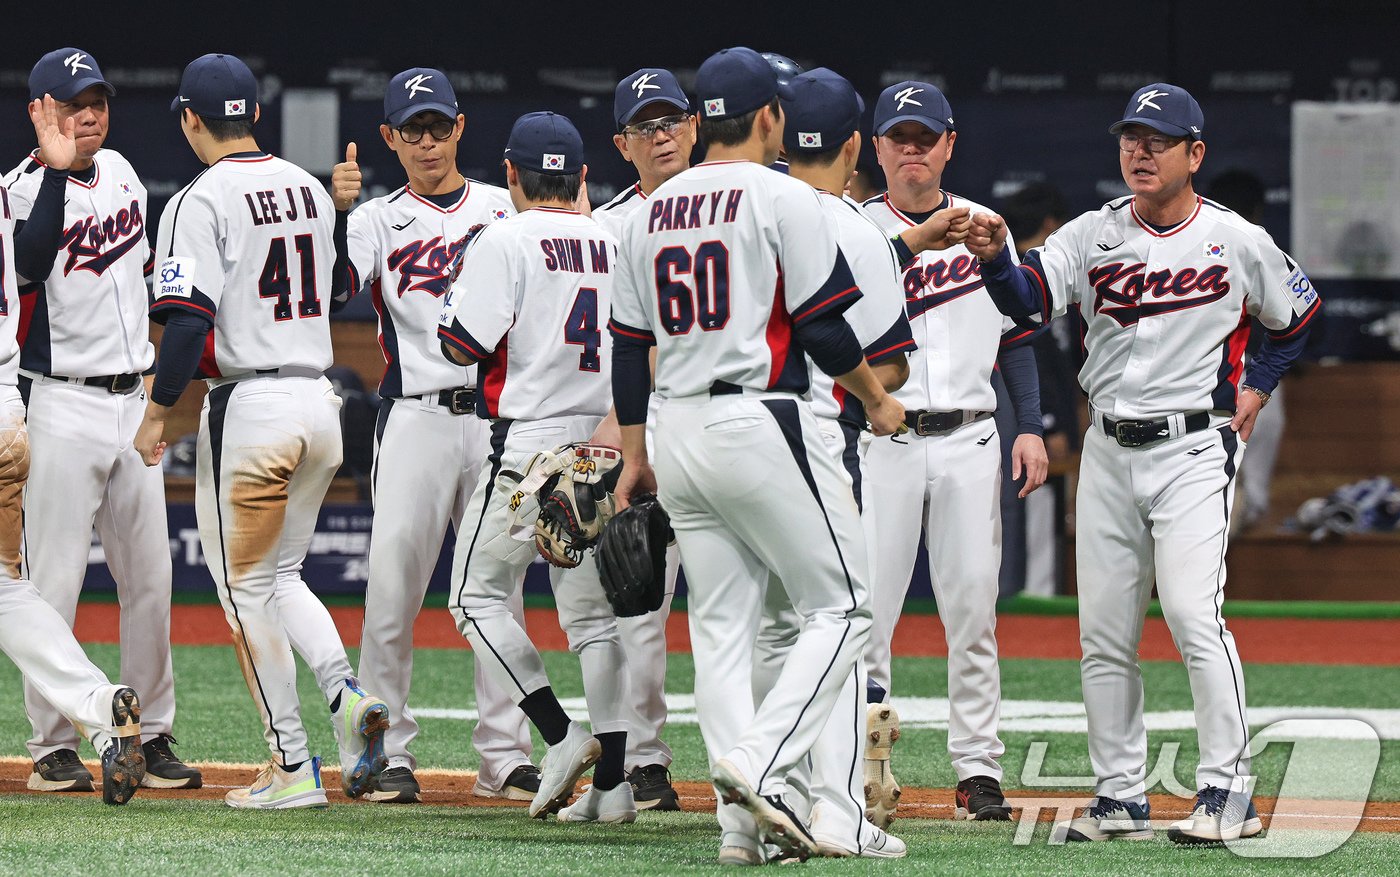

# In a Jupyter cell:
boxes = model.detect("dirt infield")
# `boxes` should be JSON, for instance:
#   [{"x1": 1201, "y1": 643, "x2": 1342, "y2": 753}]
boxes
[
  {"x1": 1, "y1": 759, "x2": 1395, "y2": 833},
  {"x1": 69, "y1": 603, "x2": 1400, "y2": 666}
]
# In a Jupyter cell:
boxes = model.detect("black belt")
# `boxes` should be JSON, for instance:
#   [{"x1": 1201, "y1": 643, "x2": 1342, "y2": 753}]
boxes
[
  {"x1": 1099, "y1": 411, "x2": 1211, "y2": 447},
  {"x1": 47, "y1": 373, "x2": 141, "y2": 393},
  {"x1": 709, "y1": 381, "x2": 743, "y2": 396},
  {"x1": 903, "y1": 409, "x2": 987, "y2": 436},
  {"x1": 436, "y1": 387, "x2": 476, "y2": 415}
]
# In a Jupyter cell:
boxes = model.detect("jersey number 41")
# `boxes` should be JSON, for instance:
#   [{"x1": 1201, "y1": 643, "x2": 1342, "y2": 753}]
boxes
[{"x1": 260, "y1": 234, "x2": 322, "y2": 322}]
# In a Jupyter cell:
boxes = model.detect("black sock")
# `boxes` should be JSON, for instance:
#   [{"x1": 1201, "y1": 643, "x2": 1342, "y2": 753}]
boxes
[
  {"x1": 866, "y1": 679, "x2": 888, "y2": 705},
  {"x1": 592, "y1": 731, "x2": 627, "y2": 791},
  {"x1": 328, "y1": 690, "x2": 342, "y2": 714},
  {"x1": 519, "y1": 687, "x2": 571, "y2": 746},
  {"x1": 280, "y1": 760, "x2": 304, "y2": 773}
]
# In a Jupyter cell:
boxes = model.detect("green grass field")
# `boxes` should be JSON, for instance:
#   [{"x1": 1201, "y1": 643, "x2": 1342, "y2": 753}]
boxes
[{"x1": 2, "y1": 640, "x2": 1398, "y2": 873}]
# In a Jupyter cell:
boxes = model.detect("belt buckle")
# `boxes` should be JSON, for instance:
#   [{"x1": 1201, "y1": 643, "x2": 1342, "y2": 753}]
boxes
[
  {"x1": 447, "y1": 388, "x2": 475, "y2": 415},
  {"x1": 1113, "y1": 420, "x2": 1146, "y2": 448},
  {"x1": 915, "y1": 412, "x2": 939, "y2": 436},
  {"x1": 107, "y1": 374, "x2": 135, "y2": 393}
]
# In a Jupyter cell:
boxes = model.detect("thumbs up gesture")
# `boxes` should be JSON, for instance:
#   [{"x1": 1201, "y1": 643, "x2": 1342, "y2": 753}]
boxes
[{"x1": 332, "y1": 142, "x2": 361, "y2": 211}]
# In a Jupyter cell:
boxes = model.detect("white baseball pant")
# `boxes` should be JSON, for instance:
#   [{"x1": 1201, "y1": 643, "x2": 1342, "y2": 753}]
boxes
[
  {"x1": 863, "y1": 416, "x2": 1007, "y2": 782},
  {"x1": 357, "y1": 395, "x2": 532, "y2": 787},
  {"x1": 199, "y1": 375, "x2": 357, "y2": 766},
  {"x1": 1077, "y1": 420, "x2": 1250, "y2": 800},
  {"x1": 20, "y1": 375, "x2": 175, "y2": 761}
]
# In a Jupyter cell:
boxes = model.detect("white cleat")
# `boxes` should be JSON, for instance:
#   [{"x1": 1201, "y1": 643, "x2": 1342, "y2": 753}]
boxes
[
  {"x1": 711, "y1": 758, "x2": 818, "y2": 862},
  {"x1": 225, "y1": 757, "x2": 330, "y2": 810},
  {"x1": 557, "y1": 783, "x2": 638, "y2": 824},
  {"x1": 864, "y1": 703, "x2": 901, "y2": 828},
  {"x1": 529, "y1": 721, "x2": 601, "y2": 818}
]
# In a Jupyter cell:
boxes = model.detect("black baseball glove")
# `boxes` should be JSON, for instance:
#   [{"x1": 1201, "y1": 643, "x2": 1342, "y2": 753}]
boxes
[{"x1": 595, "y1": 493, "x2": 672, "y2": 617}]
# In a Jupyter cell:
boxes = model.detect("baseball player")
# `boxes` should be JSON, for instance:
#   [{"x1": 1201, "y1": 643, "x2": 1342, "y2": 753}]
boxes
[
  {"x1": 609, "y1": 47, "x2": 906, "y2": 864},
  {"x1": 4, "y1": 47, "x2": 195, "y2": 792},
  {"x1": 591, "y1": 66, "x2": 696, "y2": 812},
  {"x1": 331, "y1": 67, "x2": 535, "y2": 805},
  {"x1": 860, "y1": 80, "x2": 1048, "y2": 823},
  {"x1": 437, "y1": 111, "x2": 635, "y2": 824},
  {"x1": 966, "y1": 83, "x2": 1319, "y2": 843},
  {"x1": 135, "y1": 53, "x2": 389, "y2": 809},
  {"x1": 0, "y1": 99, "x2": 146, "y2": 807}
]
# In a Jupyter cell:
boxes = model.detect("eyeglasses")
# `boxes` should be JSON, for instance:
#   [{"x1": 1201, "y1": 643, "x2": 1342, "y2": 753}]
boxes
[
  {"x1": 395, "y1": 118, "x2": 456, "y2": 144},
  {"x1": 622, "y1": 113, "x2": 690, "y2": 140},
  {"x1": 1118, "y1": 131, "x2": 1185, "y2": 154}
]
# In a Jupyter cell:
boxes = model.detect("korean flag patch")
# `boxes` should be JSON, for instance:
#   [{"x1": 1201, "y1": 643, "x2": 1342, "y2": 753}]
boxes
[
  {"x1": 157, "y1": 257, "x2": 195, "y2": 299},
  {"x1": 542, "y1": 153, "x2": 564, "y2": 171},
  {"x1": 798, "y1": 132, "x2": 822, "y2": 148},
  {"x1": 704, "y1": 98, "x2": 726, "y2": 117},
  {"x1": 225, "y1": 99, "x2": 246, "y2": 116}
]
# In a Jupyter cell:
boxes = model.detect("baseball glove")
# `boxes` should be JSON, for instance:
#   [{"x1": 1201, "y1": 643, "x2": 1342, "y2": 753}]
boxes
[
  {"x1": 498, "y1": 444, "x2": 624, "y2": 568},
  {"x1": 595, "y1": 493, "x2": 672, "y2": 617}
]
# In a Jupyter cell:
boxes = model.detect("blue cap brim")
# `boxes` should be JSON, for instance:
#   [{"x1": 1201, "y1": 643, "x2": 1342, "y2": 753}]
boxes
[
  {"x1": 386, "y1": 102, "x2": 459, "y2": 127},
  {"x1": 41, "y1": 77, "x2": 115, "y2": 102},
  {"x1": 776, "y1": 81, "x2": 796, "y2": 101},
  {"x1": 1109, "y1": 117, "x2": 1195, "y2": 138},
  {"x1": 875, "y1": 114, "x2": 949, "y2": 136},
  {"x1": 616, "y1": 95, "x2": 689, "y2": 130}
]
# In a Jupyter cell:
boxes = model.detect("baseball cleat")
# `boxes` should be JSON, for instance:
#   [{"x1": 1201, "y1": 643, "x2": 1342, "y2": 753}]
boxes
[
  {"x1": 529, "y1": 722, "x2": 602, "y2": 818},
  {"x1": 1053, "y1": 796, "x2": 1153, "y2": 842},
  {"x1": 100, "y1": 687, "x2": 145, "y2": 805},
  {"x1": 473, "y1": 764, "x2": 542, "y2": 801},
  {"x1": 557, "y1": 782, "x2": 638, "y2": 824},
  {"x1": 28, "y1": 749, "x2": 94, "y2": 792},
  {"x1": 330, "y1": 678, "x2": 390, "y2": 799},
  {"x1": 628, "y1": 763, "x2": 681, "y2": 811},
  {"x1": 225, "y1": 758, "x2": 330, "y2": 809},
  {"x1": 711, "y1": 758, "x2": 818, "y2": 862},
  {"x1": 366, "y1": 765, "x2": 420, "y2": 803},
  {"x1": 140, "y1": 734, "x2": 202, "y2": 789},
  {"x1": 815, "y1": 824, "x2": 908, "y2": 859},
  {"x1": 863, "y1": 703, "x2": 901, "y2": 827},
  {"x1": 716, "y1": 845, "x2": 764, "y2": 866},
  {"x1": 1167, "y1": 786, "x2": 1263, "y2": 845},
  {"x1": 955, "y1": 775, "x2": 1012, "y2": 821}
]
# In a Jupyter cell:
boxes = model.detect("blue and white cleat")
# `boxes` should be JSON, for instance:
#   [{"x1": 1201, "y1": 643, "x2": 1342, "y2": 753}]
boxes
[{"x1": 332, "y1": 678, "x2": 390, "y2": 799}]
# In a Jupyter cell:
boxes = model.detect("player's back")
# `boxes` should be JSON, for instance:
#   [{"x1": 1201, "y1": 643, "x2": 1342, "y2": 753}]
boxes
[
  {"x1": 615, "y1": 161, "x2": 845, "y2": 399},
  {"x1": 155, "y1": 152, "x2": 333, "y2": 377},
  {"x1": 439, "y1": 207, "x2": 615, "y2": 422}
]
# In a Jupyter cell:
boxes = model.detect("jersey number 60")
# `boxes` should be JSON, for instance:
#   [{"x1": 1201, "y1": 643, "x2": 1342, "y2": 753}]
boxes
[{"x1": 654, "y1": 242, "x2": 731, "y2": 335}]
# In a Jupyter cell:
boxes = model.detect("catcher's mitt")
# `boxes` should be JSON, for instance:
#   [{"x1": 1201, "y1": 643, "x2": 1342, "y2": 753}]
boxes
[
  {"x1": 595, "y1": 493, "x2": 672, "y2": 617},
  {"x1": 498, "y1": 444, "x2": 623, "y2": 568}
]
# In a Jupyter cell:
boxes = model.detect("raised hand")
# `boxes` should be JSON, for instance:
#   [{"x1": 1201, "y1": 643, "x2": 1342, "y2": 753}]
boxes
[
  {"x1": 331, "y1": 142, "x2": 361, "y2": 211},
  {"x1": 29, "y1": 95, "x2": 76, "y2": 171},
  {"x1": 966, "y1": 212, "x2": 1009, "y2": 261}
]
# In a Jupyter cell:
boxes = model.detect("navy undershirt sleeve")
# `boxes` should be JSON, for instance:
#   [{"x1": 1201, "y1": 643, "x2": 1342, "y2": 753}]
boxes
[
  {"x1": 12, "y1": 168, "x2": 69, "y2": 282},
  {"x1": 1244, "y1": 331, "x2": 1309, "y2": 395},
  {"x1": 151, "y1": 310, "x2": 211, "y2": 407},
  {"x1": 796, "y1": 310, "x2": 864, "y2": 378},
  {"x1": 979, "y1": 248, "x2": 1043, "y2": 318},
  {"x1": 997, "y1": 342, "x2": 1045, "y2": 436},
  {"x1": 610, "y1": 331, "x2": 653, "y2": 426}
]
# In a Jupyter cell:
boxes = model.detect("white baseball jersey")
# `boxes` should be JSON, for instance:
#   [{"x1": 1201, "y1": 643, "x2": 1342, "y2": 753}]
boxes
[
  {"x1": 0, "y1": 186, "x2": 20, "y2": 386},
  {"x1": 1022, "y1": 194, "x2": 1320, "y2": 419},
  {"x1": 611, "y1": 161, "x2": 859, "y2": 398},
  {"x1": 437, "y1": 207, "x2": 615, "y2": 421},
  {"x1": 151, "y1": 153, "x2": 334, "y2": 376},
  {"x1": 346, "y1": 181, "x2": 514, "y2": 397},
  {"x1": 594, "y1": 183, "x2": 648, "y2": 237},
  {"x1": 3, "y1": 149, "x2": 153, "y2": 377},
  {"x1": 864, "y1": 191, "x2": 1030, "y2": 412},
  {"x1": 808, "y1": 192, "x2": 913, "y2": 425}
]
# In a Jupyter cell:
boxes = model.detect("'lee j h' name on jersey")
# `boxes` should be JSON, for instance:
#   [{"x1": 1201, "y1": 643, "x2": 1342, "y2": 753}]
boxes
[{"x1": 242, "y1": 185, "x2": 323, "y2": 226}]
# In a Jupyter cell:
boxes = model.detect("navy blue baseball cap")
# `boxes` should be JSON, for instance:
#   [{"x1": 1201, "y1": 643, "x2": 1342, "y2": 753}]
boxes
[
  {"x1": 504, "y1": 112, "x2": 584, "y2": 175},
  {"x1": 781, "y1": 68, "x2": 864, "y2": 154},
  {"x1": 1110, "y1": 83, "x2": 1205, "y2": 140},
  {"x1": 614, "y1": 68, "x2": 689, "y2": 130},
  {"x1": 385, "y1": 68, "x2": 459, "y2": 127},
  {"x1": 171, "y1": 54, "x2": 257, "y2": 120},
  {"x1": 874, "y1": 80, "x2": 954, "y2": 136},
  {"x1": 695, "y1": 46, "x2": 794, "y2": 121},
  {"x1": 29, "y1": 48, "x2": 115, "y2": 101}
]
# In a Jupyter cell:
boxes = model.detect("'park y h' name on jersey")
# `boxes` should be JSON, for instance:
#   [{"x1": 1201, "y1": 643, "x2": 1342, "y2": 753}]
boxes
[
  {"x1": 809, "y1": 191, "x2": 914, "y2": 426},
  {"x1": 151, "y1": 153, "x2": 334, "y2": 377},
  {"x1": 864, "y1": 191, "x2": 1032, "y2": 414},
  {"x1": 346, "y1": 181, "x2": 513, "y2": 397},
  {"x1": 610, "y1": 160, "x2": 863, "y2": 399},
  {"x1": 3, "y1": 149, "x2": 153, "y2": 378},
  {"x1": 1021, "y1": 195, "x2": 1320, "y2": 420},
  {"x1": 0, "y1": 187, "x2": 22, "y2": 386},
  {"x1": 437, "y1": 207, "x2": 616, "y2": 422}
]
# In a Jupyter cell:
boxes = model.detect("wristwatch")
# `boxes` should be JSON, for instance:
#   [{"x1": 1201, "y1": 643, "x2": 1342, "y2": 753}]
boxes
[{"x1": 1241, "y1": 384, "x2": 1271, "y2": 406}]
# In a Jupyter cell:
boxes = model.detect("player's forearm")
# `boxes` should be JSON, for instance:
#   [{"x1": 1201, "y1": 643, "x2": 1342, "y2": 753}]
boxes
[
  {"x1": 329, "y1": 209, "x2": 352, "y2": 304},
  {"x1": 1244, "y1": 330, "x2": 1310, "y2": 395},
  {"x1": 620, "y1": 423, "x2": 648, "y2": 469},
  {"x1": 871, "y1": 356, "x2": 909, "y2": 393},
  {"x1": 150, "y1": 311, "x2": 210, "y2": 407},
  {"x1": 611, "y1": 332, "x2": 653, "y2": 427},
  {"x1": 979, "y1": 248, "x2": 1044, "y2": 319},
  {"x1": 997, "y1": 343, "x2": 1045, "y2": 436},
  {"x1": 833, "y1": 359, "x2": 892, "y2": 411},
  {"x1": 12, "y1": 168, "x2": 68, "y2": 282}
]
